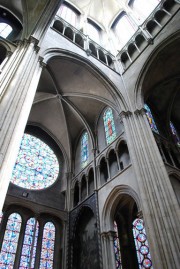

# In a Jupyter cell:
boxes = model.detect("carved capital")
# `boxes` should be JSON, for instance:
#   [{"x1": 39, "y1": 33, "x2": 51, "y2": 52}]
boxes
[{"x1": 38, "y1": 56, "x2": 47, "y2": 68}]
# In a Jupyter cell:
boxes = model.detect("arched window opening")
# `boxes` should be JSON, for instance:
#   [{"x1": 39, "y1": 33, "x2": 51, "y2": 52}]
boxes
[
  {"x1": 113, "y1": 197, "x2": 139, "y2": 269},
  {"x1": 103, "y1": 108, "x2": 117, "y2": 145},
  {"x1": 114, "y1": 221, "x2": 122, "y2": 269},
  {"x1": 169, "y1": 175, "x2": 180, "y2": 205},
  {"x1": 170, "y1": 121, "x2": 180, "y2": 147},
  {"x1": 87, "y1": 21, "x2": 100, "y2": 44},
  {"x1": 170, "y1": 149, "x2": 180, "y2": 169},
  {"x1": 11, "y1": 133, "x2": 59, "y2": 190},
  {"x1": 57, "y1": 3, "x2": 79, "y2": 27},
  {"x1": 0, "y1": 23, "x2": 12, "y2": 38},
  {"x1": 88, "y1": 168, "x2": 94, "y2": 195},
  {"x1": 130, "y1": 0, "x2": 160, "y2": 23},
  {"x1": 113, "y1": 13, "x2": 137, "y2": 49},
  {"x1": 118, "y1": 142, "x2": 130, "y2": 169},
  {"x1": 109, "y1": 150, "x2": 118, "y2": 178},
  {"x1": 39, "y1": 222, "x2": 55, "y2": 269},
  {"x1": 81, "y1": 132, "x2": 89, "y2": 168},
  {"x1": 72, "y1": 207, "x2": 99, "y2": 269},
  {"x1": 100, "y1": 157, "x2": 108, "y2": 185},
  {"x1": 133, "y1": 218, "x2": 153, "y2": 269},
  {"x1": 161, "y1": 144, "x2": 173, "y2": 166},
  {"x1": 144, "y1": 104, "x2": 159, "y2": 134},
  {"x1": 74, "y1": 182, "x2": 79, "y2": 206},
  {"x1": 19, "y1": 218, "x2": 39, "y2": 269},
  {"x1": 81, "y1": 175, "x2": 87, "y2": 201},
  {"x1": 0, "y1": 213, "x2": 22, "y2": 268}
]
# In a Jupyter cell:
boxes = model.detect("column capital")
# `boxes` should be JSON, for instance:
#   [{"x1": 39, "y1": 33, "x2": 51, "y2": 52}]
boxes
[
  {"x1": 119, "y1": 110, "x2": 132, "y2": 120},
  {"x1": 38, "y1": 56, "x2": 47, "y2": 68},
  {"x1": 134, "y1": 107, "x2": 146, "y2": 116}
]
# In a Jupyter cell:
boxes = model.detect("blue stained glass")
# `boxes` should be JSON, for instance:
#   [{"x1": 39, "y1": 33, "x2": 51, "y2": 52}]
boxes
[
  {"x1": 81, "y1": 132, "x2": 89, "y2": 168},
  {"x1": 11, "y1": 133, "x2": 59, "y2": 190},
  {"x1": 144, "y1": 104, "x2": 159, "y2": 134},
  {"x1": 133, "y1": 218, "x2": 153, "y2": 269},
  {"x1": 103, "y1": 108, "x2": 116, "y2": 144},
  {"x1": 114, "y1": 221, "x2": 122, "y2": 269},
  {"x1": 0, "y1": 213, "x2": 22, "y2": 268},
  {"x1": 40, "y1": 222, "x2": 55, "y2": 269},
  {"x1": 19, "y1": 218, "x2": 39, "y2": 269},
  {"x1": 170, "y1": 122, "x2": 180, "y2": 147}
]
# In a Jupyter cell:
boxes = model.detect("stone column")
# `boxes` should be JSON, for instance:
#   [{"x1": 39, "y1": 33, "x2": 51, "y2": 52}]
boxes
[
  {"x1": 0, "y1": 37, "x2": 43, "y2": 212},
  {"x1": 78, "y1": 181, "x2": 81, "y2": 204},
  {"x1": 115, "y1": 149, "x2": 120, "y2": 171},
  {"x1": 106, "y1": 157, "x2": 111, "y2": 180},
  {"x1": 101, "y1": 231, "x2": 116, "y2": 269},
  {"x1": 120, "y1": 108, "x2": 180, "y2": 269}
]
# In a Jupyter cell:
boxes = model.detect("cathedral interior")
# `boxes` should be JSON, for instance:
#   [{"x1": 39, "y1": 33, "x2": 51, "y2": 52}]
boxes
[{"x1": 0, "y1": 0, "x2": 179, "y2": 268}]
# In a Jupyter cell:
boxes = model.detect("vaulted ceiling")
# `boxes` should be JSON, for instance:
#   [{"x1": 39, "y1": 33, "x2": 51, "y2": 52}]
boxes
[{"x1": 28, "y1": 57, "x2": 121, "y2": 163}]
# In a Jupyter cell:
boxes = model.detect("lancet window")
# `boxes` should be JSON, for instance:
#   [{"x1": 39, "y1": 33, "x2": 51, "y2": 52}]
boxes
[
  {"x1": 81, "y1": 132, "x2": 89, "y2": 168},
  {"x1": 0, "y1": 213, "x2": 22, "y2": 268},
  {"x1": 39, "y1": 222, "x2": 55, "y2": 269},
  {"x1": 103, "y1": 108, "x2": 116, "y2": 144},
  {"x1": 57, "y1": 3, "x2": 78, "y2": 26},
  {"x1": 170, "y1": 121, "x2": 180, "y2": 147},
  {"x1": 114, "y1": 221, "x2": 122, "y2": 269},
  {"x1": 19, "y1": 218, "x2": 39, "y2": 269},
  {"x1": 133, "y1": 218, "x2": 153, "y2": 269},
  {"x1": 144, "y1": 104, "x2": 159, "y2": 134}
]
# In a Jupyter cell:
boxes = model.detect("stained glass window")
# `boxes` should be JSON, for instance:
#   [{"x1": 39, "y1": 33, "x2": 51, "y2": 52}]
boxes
[
  {"x1": 114, "y1": 221, "x2": 122, "y2": 269},
  {"x1": 133, "y1": 218, "x2": 153, "y2": 269},
  {"x1": 170, "y1": 122, "x2": 180, "y2": 147},
  {"x1": 19, "y1": 218, "x2": 39, "y2": 269},
  {"x1": 81, "y1": 132, "x2": 89, "y2": 168},
  {"x1": 40, "y1": 222, "x2": 55, "y2": 269},
  {"x1": 144, "y1": 104, "x2": 159, "y2": 134},
  {"x1": 103, "y1": 108, "x2": 117, "y2": 144},
  {"x1": 0, "y1": 213, "x2": 22, "y2": 268},
  {"x1": 11, "y1": 133, "x2": 59, "y2": 190}
]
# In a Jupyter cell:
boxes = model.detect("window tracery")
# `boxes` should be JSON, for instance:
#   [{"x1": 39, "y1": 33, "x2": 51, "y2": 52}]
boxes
[
  {"x1": 39, "y1": 222, "x2": 55, "y2": 269},
  {"x1": 81, "y1": 132, "x2": 89, "y2": 168},
  {"x1": 0, "y1": 213, "x2": 22, "y2": 268},
  {"x1": 144, "y1": 104, "x2": 159, "y2": 134},
  {"x1": 103, "y1": 108, "x2": 117, "y2": 144},
  {"x1": 11, "y1": 133, "x2": 59, "y2": 190}
]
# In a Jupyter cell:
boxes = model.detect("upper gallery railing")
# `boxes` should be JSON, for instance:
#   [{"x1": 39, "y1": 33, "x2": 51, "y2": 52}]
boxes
[{"x1": 51, "y1": 0, "x2": 179, "y2": 73}]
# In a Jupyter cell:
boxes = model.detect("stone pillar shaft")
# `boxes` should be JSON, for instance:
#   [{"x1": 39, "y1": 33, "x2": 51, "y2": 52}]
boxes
[
  {"x1": 0, "y1": 38, "x2": 43, "y2": 212},
  {"x1": 121, "y1": 109, "x2": 180, "y2": 269}
]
